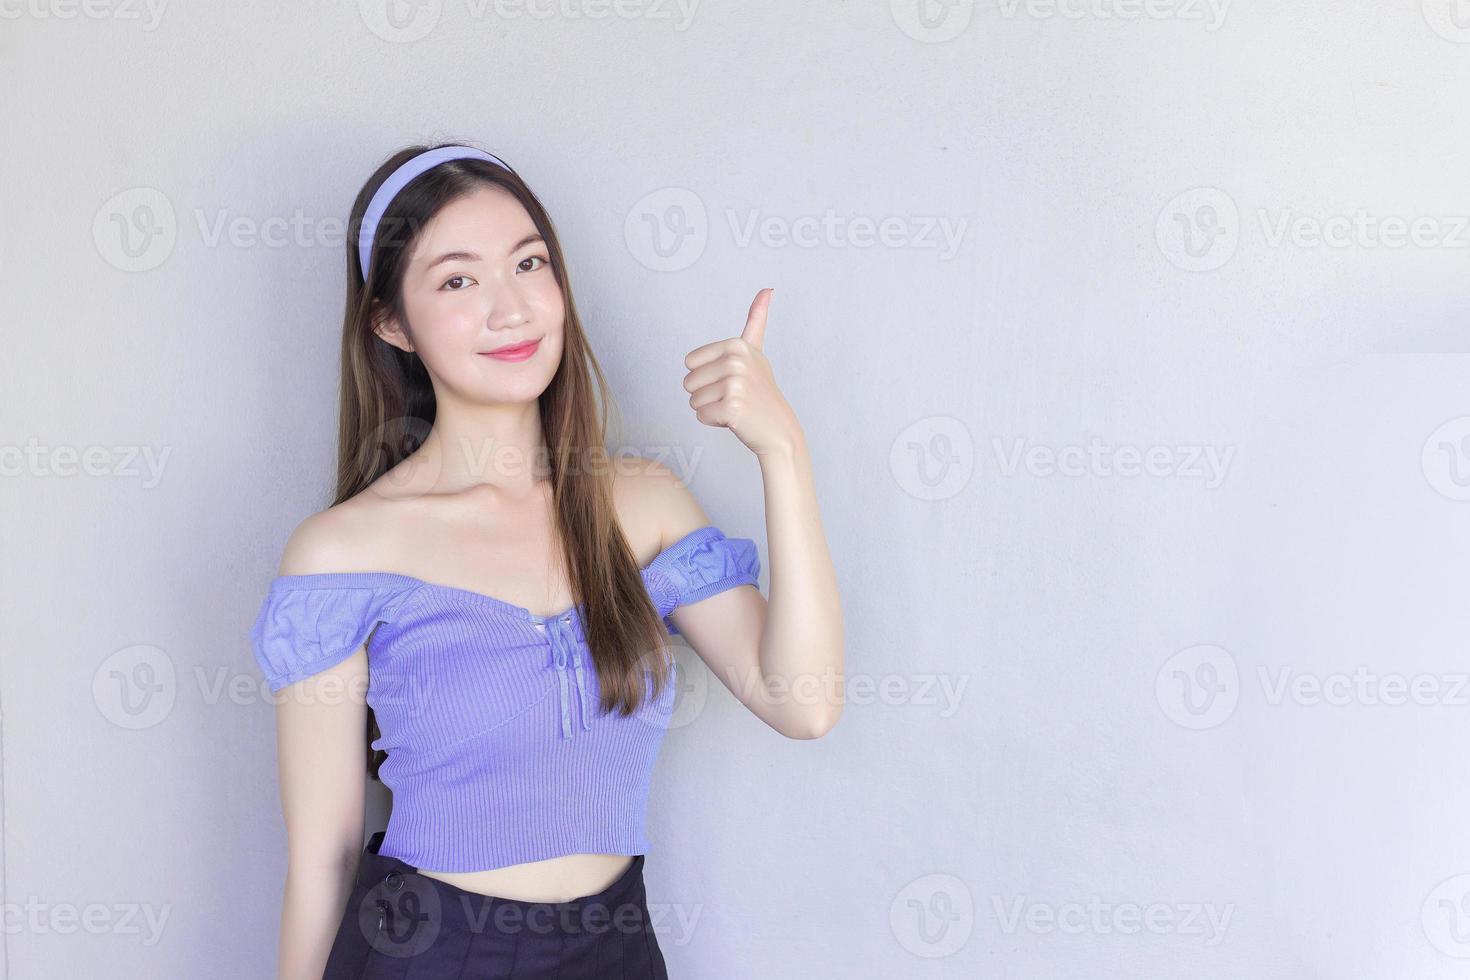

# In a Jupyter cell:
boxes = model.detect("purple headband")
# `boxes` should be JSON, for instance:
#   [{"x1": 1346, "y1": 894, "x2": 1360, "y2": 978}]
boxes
[{"x1": 357, "y1": 145, "x2": 513, "y2": 279}]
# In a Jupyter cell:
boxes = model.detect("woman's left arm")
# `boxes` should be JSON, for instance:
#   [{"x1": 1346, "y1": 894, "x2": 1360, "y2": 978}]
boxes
[{"x1": 669, "y1": 287, "x2": 845, "y2": 739}]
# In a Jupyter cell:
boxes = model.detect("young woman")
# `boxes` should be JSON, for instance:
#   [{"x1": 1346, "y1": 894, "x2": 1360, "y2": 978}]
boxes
[{"x1": 249, "y1": 143, "x2": 844, "y2": 979}]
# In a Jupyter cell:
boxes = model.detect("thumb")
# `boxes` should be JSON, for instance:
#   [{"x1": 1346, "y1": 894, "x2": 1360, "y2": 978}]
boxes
[{"x1": 740, "y1": 287, "x2": 774, "y2": 350}]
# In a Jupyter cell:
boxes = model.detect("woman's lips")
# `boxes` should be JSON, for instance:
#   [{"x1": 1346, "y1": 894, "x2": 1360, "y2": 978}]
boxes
[{"x1": 481, "y1": 338, "x2": 540, "y2": 362}]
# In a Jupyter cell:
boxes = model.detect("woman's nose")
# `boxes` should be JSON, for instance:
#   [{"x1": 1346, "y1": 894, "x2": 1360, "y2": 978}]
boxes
[{"x1": 488, "y1": 288, "x2": 532, "y2": 328}]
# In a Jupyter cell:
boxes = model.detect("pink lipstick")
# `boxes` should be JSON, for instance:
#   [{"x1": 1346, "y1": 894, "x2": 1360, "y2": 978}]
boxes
[{"x1": 481, "y1": 338, "x2": 540, "y2": 362}]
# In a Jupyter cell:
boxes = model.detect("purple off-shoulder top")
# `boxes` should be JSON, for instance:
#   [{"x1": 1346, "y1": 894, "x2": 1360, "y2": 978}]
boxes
[{"x1": 249, "y1": 524, "x2": 761, "y2": 872}]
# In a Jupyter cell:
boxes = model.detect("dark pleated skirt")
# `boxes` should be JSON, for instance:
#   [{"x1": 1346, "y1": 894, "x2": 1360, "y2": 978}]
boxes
[{"x1": 322, "y1": 832, "x2": 670, "y2": 979}]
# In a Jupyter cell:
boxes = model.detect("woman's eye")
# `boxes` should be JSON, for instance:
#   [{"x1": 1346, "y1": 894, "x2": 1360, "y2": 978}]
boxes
[
  {"x1": 518, "y1": 255, "x2": 549, "y2": 273},
  {"x1": 442, "y1": 274, "x2": 474, "y2": 290}
]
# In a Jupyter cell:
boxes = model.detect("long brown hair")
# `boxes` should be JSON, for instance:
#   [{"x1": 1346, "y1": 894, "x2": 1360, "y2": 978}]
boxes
[{"x1": 336, "y1": 142, "x2": 672, "y2": 779}]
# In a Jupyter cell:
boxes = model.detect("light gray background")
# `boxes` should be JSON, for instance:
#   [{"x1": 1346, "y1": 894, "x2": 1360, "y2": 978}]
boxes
[{"x1": 5, "y1": 1, "x2": 1470, "y2": 977}]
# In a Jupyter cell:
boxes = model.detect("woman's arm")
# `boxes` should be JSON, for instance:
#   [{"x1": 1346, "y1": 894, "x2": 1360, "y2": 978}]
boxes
[
  {"x1": 663, "y1": 287, "x2": 845, "y2": 738},
  {"x1": 269, "y1": 517, "x2": 372, "y2": 979},
  {"x1": 272, "y1": 657, "x2": 368, "y2": 979},
  {"x1": 748, "y1": 434, "x2": 843, "y2": 737},
  {"x1": 651, "y1": 441, "x2": 844, "y2": 739}
]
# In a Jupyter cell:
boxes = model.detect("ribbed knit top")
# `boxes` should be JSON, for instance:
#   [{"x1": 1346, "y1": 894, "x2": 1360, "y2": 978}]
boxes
[{"x1": 249, "y1": 524, "x2": 760, "y2": 872}]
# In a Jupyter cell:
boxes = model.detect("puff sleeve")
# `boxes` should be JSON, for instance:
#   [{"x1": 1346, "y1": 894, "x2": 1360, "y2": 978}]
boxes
[
  {"x1": 645, "y1": 526, "x2": 762, "y2": 636},
  {"x1": 249, "y1": 577, "x2": 418, "y2": 693}
]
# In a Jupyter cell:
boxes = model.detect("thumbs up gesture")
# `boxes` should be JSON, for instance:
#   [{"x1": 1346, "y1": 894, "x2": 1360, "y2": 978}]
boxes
[{"x1": 682, "y1": 287, "x2": 802, "y2": 458}]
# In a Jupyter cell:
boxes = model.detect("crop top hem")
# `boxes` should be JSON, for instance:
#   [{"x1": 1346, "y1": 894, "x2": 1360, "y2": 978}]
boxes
[{"x1": 378, "y1": 832, "x2": 653, "y2": 875}]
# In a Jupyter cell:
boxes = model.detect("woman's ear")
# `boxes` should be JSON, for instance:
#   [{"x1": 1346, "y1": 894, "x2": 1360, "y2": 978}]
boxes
[{"x1": 371, "y1": 304, "x2": 414, "y2": 354}]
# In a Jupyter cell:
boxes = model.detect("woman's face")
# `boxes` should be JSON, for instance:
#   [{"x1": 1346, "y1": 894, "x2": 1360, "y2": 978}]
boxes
[{"x1": 377, "y1": 184, "x2": 566, "y2": 407}]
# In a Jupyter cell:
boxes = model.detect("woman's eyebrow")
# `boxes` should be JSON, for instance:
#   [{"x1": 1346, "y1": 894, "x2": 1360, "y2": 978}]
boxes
[{"x1": 423, "y1": 234, "x2": 545, "y2": 272}]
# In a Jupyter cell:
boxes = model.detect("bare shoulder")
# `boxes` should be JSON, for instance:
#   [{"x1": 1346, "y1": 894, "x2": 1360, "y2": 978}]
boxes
[
  {"x1": 612, "y1": 454, "x2": 712, "y2": 553},
  {"x1": 276, "y1": 491, "x2": 390, "y2": 576}
]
